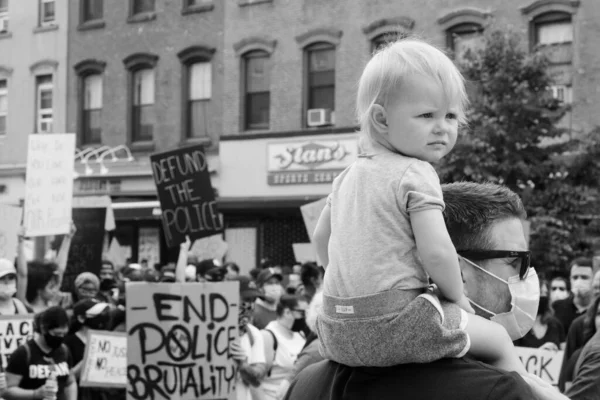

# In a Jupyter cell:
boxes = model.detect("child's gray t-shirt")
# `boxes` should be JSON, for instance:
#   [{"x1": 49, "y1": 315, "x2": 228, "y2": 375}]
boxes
[{"x1": 323, "y1": 149, "x2": 445, "y2": 298}]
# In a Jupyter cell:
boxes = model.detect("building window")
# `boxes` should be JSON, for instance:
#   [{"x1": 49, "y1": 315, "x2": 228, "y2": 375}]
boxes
[
  {"x1": 82, "y1": 0, "x2": 103, "y2": 22},
  {"x1": 82, "y1": 74, "x2": 102, "y2": 144},
  {"x1": 371, "y1": 32, "x2": 407, "y2": 52},
  {"x1": 306, "y1": 43, "x2": 335, "y2": 113},
  {"x1": 244, "y1": 51, "x2": 270, "y2": 130},
  {"x1": 36, "y1": 75, "x2": 53, "y2": 133},
  {"x1": 534, "y1": 13, "x2": 573, "y2": 45},
  {"x1": 0, "y1": 79, "x2": 7, "y2": 135},
  {"x1": 0, "y1": 0, "x2": 8, "y2": 33},
  {"x1": 187, "y1": 62, "x2": 211, "y2": 138},
  {"x1": 40, "y1": 0, "x2": 55, "y2": 25},
  {"x1": 132, "y1": 0, "x2": 155, "y2": 15},
  {"x1": 186, "y1": 0, "x2": 211, "y2": 6},
  {"x1": 446, "y1": 23, "x2": 484, "y2": 60},
  {"x1": 132, "y1": 68, "x2": 155, "y2": 142}
]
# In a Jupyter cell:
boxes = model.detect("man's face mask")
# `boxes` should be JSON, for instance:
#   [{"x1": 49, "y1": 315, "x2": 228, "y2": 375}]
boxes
[
  {"x1": 462, "y1": 257, "x2": 540, "y2": 340},
  {"x1": 263, "y1": 284, "x2": 283, "y2": 303}
]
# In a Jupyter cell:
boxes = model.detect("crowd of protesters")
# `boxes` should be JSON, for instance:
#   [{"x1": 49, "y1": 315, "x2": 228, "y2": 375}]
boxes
[{"x1": 0, "y1": 217, "x2": 599, "y2": 400}]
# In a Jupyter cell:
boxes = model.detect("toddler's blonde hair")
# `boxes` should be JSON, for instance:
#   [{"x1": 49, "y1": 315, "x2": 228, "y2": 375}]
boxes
[{"x1": 356, "y1": 37, "x2": 469, "y2": 147}]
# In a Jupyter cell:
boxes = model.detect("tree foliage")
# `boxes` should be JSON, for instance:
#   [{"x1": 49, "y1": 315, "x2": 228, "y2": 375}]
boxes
[{"x1": 438, "y1": 29, "x2": 600, "y2": 274}]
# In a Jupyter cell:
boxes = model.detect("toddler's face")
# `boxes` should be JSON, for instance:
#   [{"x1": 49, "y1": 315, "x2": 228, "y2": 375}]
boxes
[{"x1": 384, "y1": 73, "x2": 459, "y2": 163}]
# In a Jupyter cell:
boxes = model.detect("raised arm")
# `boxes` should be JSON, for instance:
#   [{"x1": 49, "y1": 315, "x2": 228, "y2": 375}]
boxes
[
  {"x1": 410, "y1": 209, "x2": 465, "y2": 304},
  {"x1": 313, "y1": 205, "x2": 331, "y2": 268},
  {"x1": 15, "y1": 228, "x2": 28, "y2": 303},
  {"x1": 55, "y1": 222, "x2": 76, "y2": 288},
  {"x1": 176, "y1": 236, "x2": 191, "y2": 283}
]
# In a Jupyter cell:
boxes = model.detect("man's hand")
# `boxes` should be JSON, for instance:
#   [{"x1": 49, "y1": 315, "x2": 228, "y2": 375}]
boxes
[
  {"x1": 455, "y1": 294, "x2": 475, "y2": 314},
  {"x1": 229, "y1": 340, "x2": 248, "y2": 364},
  {"x1": 181, "y1": 236, "x2": 192, "y2": 250}
]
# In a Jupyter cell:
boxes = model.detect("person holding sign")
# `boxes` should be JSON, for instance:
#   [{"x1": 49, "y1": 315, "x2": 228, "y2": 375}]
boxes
[{"x1": 4, "y1": 306, "x2": 77, "y2": 400}]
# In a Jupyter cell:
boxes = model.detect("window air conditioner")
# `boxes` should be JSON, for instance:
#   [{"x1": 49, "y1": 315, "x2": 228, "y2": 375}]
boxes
[{"x1": 307, "y1": 108, "x2": 333, "y2": 127}]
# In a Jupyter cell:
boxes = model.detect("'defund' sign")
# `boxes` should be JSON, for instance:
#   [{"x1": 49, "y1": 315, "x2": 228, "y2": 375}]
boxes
[
  {"x1": 126, "y1": 282, "x2": 239, "y2": 400},
  {"x1": 151, "y1": 144, "x2": 223, "y2": 248}
]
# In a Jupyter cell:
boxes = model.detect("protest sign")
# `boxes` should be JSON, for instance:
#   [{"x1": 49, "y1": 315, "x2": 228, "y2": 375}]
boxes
[
  {"x1": 151, "y1": 144, "x2": 224, "y2": 248},
  {"x1": 300, "y1": 197, "x2": 327, "y2": 242},
  {"x1": 24, "y1": 134, "x2": 76, "y2": 237},
  {"x1": 292, "y1": 243, "x2": 316, "y2": 263},
  {"x1": 80, "y1": 330, "x2": 127, "y2": 388},
  {"x1": 73, "y1": 195, "x2": 116, "y2": 231},
  {"x1": 138, "y1": 227, "x2": 161, "y2": 269},
  {"x1": 189, "y1": 234, "x2": 228, "y2": 261},
  {"x1": 0, "y1": 315, "x2": 34, "y2": 369},
  {"x1": 61, "y1": 207, "x2": 106, "y2": 293},
  {"x1": 516, "y1": 346, "x2": 564, "y2": 386},
  {"x1": 105, "y1": 237, "x2": 128, "y2": 268},
  {"x1": 0, "y1": 204, "x2": 22, "y2": 261},
  {"x1": 126, "y1": 282, "x2": 238, "y2": 400}
]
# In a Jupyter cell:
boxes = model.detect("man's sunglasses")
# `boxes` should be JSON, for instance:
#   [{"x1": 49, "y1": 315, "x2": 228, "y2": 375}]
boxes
[{"x1": 456, "y1": 250, "x2": 531, "y2": 280}]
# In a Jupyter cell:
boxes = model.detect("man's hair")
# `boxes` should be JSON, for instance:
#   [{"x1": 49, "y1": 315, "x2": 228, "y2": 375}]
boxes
[
  {"x1": 277, "y1": 294, "x2": 301, "y2": 317},
  {"x1": 442, "y1": 182, "x2": 527, "y2": 251},
  {"x1": 38, "y1": 306, "x2": 69, "y2": 332},
  {"x1": 26, "y1": 261, "x2": 59, "y2": 303},
  {"x1": 301, "y1": 262, "x2": 324, "y2": 287},
  {"x1": 570, "y1": 257, "x2": 593, "y2": 273}
]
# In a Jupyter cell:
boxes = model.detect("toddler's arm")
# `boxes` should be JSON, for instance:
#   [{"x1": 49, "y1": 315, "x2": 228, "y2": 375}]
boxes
[
  {"x1": 410, "y1": 208, "x2": 464, "y2": 303},
  {"x1": 313, "y1": 205, "x2": 331, "y2": 268}
]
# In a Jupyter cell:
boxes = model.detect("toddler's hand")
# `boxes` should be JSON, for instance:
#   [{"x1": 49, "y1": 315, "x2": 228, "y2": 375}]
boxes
[{"x1": 456, "y1": 294, "x2": 475, "y2": 314}]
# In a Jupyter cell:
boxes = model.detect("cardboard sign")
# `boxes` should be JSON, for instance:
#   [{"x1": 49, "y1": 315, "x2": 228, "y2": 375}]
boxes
[
  {"x1": 61, "y1": 207, "x2": 106, "y2": 293},
  {"x1": 292, "y1": 243, "x2": 316, "y2": 263},
  {"x1": 0, "y1": 315, "x2": 34, "y2": 369},
  {"x1": 138, "y1": 227, "x2": 161, "y2": 269},
  {"x1": 24, "y1": 134, "x2": 76, "y2": 237},
  {"x1": 105, "y1": 237, "x2": 128, "y2": 269},
  {"x1": 0, "y1": 204, "x2": 22, "y2": 262},
  {"x1": 126, "y1": 282, "x2": 238, "y2": 400},
  {"x1": 300, "y1": 197, "x2": 327, "y2": 242},
  {"x1": 516, "y1": 346, "x2": 564, "y2": 386},
  {"x1": 72, "y1": 195, "x2": 116, "y2": 231},
  {"x1": 80, "y1": 330, "x2": 127, "y2": 388},
  {"x1": 189, "y1": 234, "x2": 228, "y2": 261},
  {"x1": 151, "y1": 145, "x2": 224, "y2": 248}
]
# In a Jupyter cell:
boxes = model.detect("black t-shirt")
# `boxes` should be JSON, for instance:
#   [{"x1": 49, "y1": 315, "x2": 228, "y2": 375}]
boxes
[
  {"x1": 63, "y1": 334, "x2": 85, "y2": 365},
  {"x1": 514, "y1": 316, "x2": 566, "y2": 348},
  {"x1": 553, "y1": 296, "x2": 586, "y2": 335},
  {"x1": 284, "y1": 358, "x2": 534, "y2": 400},
  {"x1": 6, "y1": 339, "x2": 73, "y2": 400}
]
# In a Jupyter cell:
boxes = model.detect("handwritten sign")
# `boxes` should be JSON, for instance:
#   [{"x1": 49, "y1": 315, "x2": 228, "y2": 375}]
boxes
[
  {"x1": 81, "y1": 330, "x2": 127, "y2": 388},
  {"x1": 61, "y1": 207, "x2": 106, "y2": 294},
  {"x1": 0, "y1": 316, "x2": 34, "y2": 369},
  {"x1": 0, "y1": 204, "x2": 22, "y2": 262},
  {"x1": 300, "y1": 197, "x2": 327, "y2": 241},
  {"x1": 516, "y1": 346, "x2": 564, "y2": 386},
  {"x1": 24, "y1": 134, "x2": 76, "y2": 236},
  {"x1": 126, "y1": 282, "x2": 238, "y2": 400},
  {"x1": 189, "y1": 234, "x2": 228, "y2": 261},
  {"x1": 151, "y1": 144, "x2": 223, "y2": 248}
]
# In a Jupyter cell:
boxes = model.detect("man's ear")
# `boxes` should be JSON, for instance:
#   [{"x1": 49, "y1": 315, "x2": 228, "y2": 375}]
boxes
[{"x1": 369, "y1": 104, "x2": 388, "y2": 136}]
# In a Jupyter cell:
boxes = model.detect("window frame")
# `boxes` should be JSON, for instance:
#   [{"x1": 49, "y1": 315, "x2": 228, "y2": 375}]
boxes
[
  {"x1": 177, "y1": 46, "x2": 215, "y2": 142},
  {"x1": 242, "y1": 50, "x2": 271, "y2": 131},
  {"x1": 130, "y1": 0, "x2": 155, "y2": 16},
  {"x1": 304, "y1": 42, "x2": 336, "y2": 125},
  {"x1": 81, "y1": 0, "x2": 104, "y2": 23},
  {"x1": 82, "y1": 74, "x2": 103, "y2": 145},
  {"x1": 186, "y1": 61, "x2": 212, "y2": 139},
  {"x1": 123, "y1": 53, "x2": 159, "y2": 146},
  {"x1": 74, "y1": 60, "x2": 106, "y2": 146},
  {"x1": 39, "y1": 0, "x2": 56, "y2": 26},
  {"x1": 35, "y1": 74, "x2": 53, "y2": 134},
  {"x1": 531, "y1": 11, "x2": 573, "y2": 47},
  {"x1": 0, "y1": 79, "x2": 7, "y2": 135},
  {"x1": 445, "y1": 22, "x2": 484, "y2": 52},
  {"x1": 0, "y1": 0, "x2": 8, "y2": 34}
]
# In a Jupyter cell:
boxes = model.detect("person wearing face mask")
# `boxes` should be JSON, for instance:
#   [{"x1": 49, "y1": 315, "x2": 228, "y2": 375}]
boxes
[
  {"x1": 4, "y1": 306, "x2": 77, "y2": 400},
  {"x1": 227, "y1": 276, "x2": 268, "y2": 400},
  {"x1": 553, "y1": 258, "x2": 594, "y2": 336},
  {"x1": 514, "y1": 295, "x2": 565, "y2": 350},
  {"x1": 258, "y1": 295, "x2": 307, "y2": 400},
  {"x1": 63, "y1": 299, "x2": 118, "y2": 400},
  {"x1": 253, "y1": 268, "x2": 285, "y2": 330},
  {"x1": 0, "y1": 259, "x2": 32, "y2": 315},
  {"x1": 549, "y1": 276, "x2": 570, "y2": 309}
]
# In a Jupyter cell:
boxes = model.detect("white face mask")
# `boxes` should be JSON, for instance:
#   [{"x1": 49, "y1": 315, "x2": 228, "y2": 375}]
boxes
[
  {"x1": 0, "y1": 281, "x2": 17, "y2": 300},
  {"x1": 462, "y1": 257, "x2": 540, "y2": 340},
  {"x1": 571, "y1": 279, "x2": 591, "y2": 298},
  {"x1": 263, "y1": 284, "x2": 283, "y2": 303}
]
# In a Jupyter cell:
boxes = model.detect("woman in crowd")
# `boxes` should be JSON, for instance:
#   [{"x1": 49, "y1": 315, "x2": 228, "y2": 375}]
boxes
[
  {"x1": 0, "y1": 259, "x2": 31, "y2": 315},
  {"x1": 296, "y1": 262, "x2": 324, "y2": 303},
  {"x1": 71, "y1": 272, "x2": 100, "y2": 304},
  {"x1": 4, "y1": 306, "x2": 77, "y2": 400},
  {"x1": 514, "y1": 295, "x2": 565, "y2": 350},
  {"x1": 64, "y1": 299, "x2": 119, "y2": 400},
  {"x1": 258, "y1": 294, "x2": 307, "y2": 400}
]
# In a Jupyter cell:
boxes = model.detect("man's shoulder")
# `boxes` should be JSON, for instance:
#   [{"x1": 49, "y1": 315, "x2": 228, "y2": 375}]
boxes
[{"x1": 286, "y1": 358, "x2": 533, "y2": 400}]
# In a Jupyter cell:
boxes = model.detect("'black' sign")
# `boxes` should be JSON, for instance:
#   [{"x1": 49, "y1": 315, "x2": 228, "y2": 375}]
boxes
[{"x1": 151, "y1": 144, "x2": 223, "y2": 248}]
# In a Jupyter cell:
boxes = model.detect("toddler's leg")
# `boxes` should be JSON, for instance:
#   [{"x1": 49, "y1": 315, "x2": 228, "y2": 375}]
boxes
[{"x1": 464, "y1": 313, "x2": 526, "y2": 374}]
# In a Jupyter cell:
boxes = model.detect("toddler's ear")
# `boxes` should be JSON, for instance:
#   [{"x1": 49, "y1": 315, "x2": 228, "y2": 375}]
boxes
[{"x1": 369, "y1": 104, "x2": 388, "y2": 134}]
